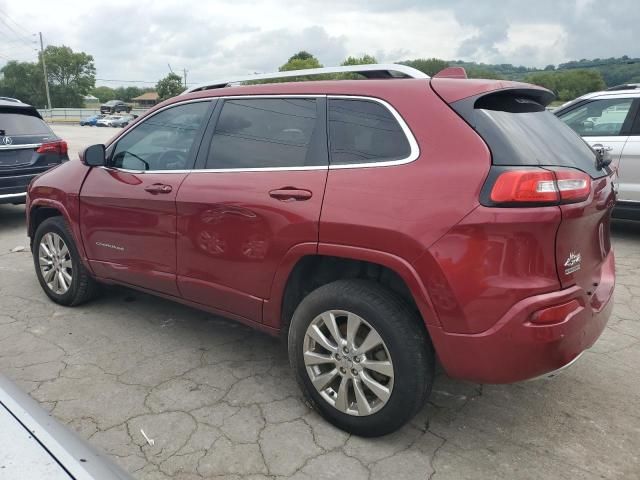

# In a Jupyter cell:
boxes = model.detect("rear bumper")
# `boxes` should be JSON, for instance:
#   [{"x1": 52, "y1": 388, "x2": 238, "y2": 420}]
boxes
[
  {"x1": 1, "y1": 166, "x2": 59, "y2": 204},
  {"x1": 431, "y1": 250, "x2": 615, "y2": 384}
]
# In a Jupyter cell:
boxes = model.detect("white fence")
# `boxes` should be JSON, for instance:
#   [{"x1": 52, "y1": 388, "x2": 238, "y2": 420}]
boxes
[{"x1": 38, "y1": 108, "x2": 149, "y2": 122}]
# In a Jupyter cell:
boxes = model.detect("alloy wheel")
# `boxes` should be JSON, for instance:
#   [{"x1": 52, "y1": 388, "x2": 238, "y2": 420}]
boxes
[
  {"x1": 39, "y1": 232, "x2": 73, "y2": 295},
  {"x1": 303, "y1": 310, "x2": 394, "y2": 416}
]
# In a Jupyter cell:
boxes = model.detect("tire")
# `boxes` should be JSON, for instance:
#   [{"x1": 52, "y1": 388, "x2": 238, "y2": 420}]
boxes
[
  {"x1": 288, "y1": 279, "x2": 434, "y2": 436},
  {"x1": 33, "y1": 216, "x2": 99, "y2": 306}
]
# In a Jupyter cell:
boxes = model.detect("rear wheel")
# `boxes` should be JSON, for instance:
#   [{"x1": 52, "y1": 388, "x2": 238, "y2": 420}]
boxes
[
  {"x1": 288, "y1": 279, "x2": 434, "y2": 436},
  {"x1": 33, "y1": 216, "x2": 99, "y2": 306}
]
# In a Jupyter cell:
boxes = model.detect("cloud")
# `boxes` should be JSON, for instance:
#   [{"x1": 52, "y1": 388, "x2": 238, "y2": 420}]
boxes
[{"x1": 1, "y1": 0, "x2": 639, "y2": 86}]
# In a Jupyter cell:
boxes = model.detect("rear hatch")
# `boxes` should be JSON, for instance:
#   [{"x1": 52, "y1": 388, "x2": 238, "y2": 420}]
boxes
[
  {"x1": 432, "y1": 79, "x2": 615, "y2": 295},
  {"x1": 0, "y1": 105, "x2": 61, "y2": 170}
]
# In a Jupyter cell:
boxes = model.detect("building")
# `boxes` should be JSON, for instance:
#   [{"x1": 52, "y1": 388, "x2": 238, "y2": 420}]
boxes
[
  {"x1": 83, "y1": 94, "x2": 99, "y2": 107},
  {"x1": 131, "y1": 91, "x2": 159, "y2": 108}
]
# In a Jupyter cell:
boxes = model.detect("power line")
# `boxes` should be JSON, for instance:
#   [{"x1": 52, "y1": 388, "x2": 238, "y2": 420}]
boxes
[
  {"x1": 0, "y1": 7, "x2": 33, "y2": 36},
  {"x1": 0, "y1": 18, "x2": 33, "y2": 45}
]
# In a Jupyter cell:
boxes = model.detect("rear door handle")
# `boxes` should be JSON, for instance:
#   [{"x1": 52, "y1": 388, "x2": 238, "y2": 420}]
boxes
[
  {"x1": 269, "y1": 188, "x2": 313, "y2": 201},
  {"x1": 144, "y1": 183, "x2": 173, "y2": 194}
]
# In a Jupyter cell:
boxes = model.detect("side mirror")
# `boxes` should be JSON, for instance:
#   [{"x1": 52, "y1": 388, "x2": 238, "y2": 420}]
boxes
[{"x1": 81, "y1": 144, "x2": 106, "y2": 167}]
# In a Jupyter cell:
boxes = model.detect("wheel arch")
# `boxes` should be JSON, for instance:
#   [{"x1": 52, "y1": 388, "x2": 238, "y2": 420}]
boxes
[{"x1": 264, "y1": 243, "x2": 441, "y2": 335}]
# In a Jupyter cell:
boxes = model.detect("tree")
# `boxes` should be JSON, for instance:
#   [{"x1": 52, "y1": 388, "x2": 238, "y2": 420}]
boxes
[
  {"x1": 0, "y1": 61, "x2": 45, "y2": 107},
  {"x1": 42, "y1": 45, "x2": 96, "y2": 107},
  {"x1": 341, "y1": 55, "x2": 377, "y2": 66},
  {"x1": 400, "y1": 58, "x2": 449, "y2": 76},
  {"x1": 91, "y1": 86, "x2": 116, "y2": 103},
  {"x1": 524, "y1": 69, "x2": 606, "y2": 101},
  {"x1": 279, "y1": 52, "x2": 323, "y2": 72},
  {"x1": 156, "y1": 73, "x2": 184, "y2": 100}
]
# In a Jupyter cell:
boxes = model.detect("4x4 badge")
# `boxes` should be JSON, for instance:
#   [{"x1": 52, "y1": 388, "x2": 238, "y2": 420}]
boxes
[
  {"x1": 564, "y1": 251, "x2": 581, "y2": 275},
  {"x1": 1, "y1": 136, "x2": 12, "y2": 145}
]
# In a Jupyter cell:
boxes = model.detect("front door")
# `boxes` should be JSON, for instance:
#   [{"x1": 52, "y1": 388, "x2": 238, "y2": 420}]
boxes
[
  {"x1": 176, "y1": 97, "x2": 328, "y2": 322},
  {"x1": 80, "y1": 100, "x2": 213, "y2": 295}
]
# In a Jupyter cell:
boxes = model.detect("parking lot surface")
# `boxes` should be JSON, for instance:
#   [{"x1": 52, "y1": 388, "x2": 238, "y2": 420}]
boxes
[{"x1": 0, "y1": 126, "x2": 639, "y2": 479}]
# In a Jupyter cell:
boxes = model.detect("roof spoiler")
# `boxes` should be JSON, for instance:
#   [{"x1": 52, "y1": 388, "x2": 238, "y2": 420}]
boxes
[{"x1": 433, "y1": 67, "x2": 468, "y2": 79}]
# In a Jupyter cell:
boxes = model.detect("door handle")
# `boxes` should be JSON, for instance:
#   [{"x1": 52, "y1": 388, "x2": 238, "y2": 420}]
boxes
[
  {"x1": 269, "y1": 188, "x2": 313, "y2": 201},
  {"x1": 144, "y1": 183, "x2": 173, "y2": 194}
]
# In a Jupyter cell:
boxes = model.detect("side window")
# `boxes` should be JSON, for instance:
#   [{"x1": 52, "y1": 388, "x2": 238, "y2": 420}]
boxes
[
  {"x1": 328, "y1": 98, "x2": 411, "y2": 165},
  {"x1": 111, "y1": 102, "x2": 209, "y2": 171},
  {"x1": 206, "y1": 98, "x2": 322, "y2": 169},
  {"x1": 557, "y1": 98, "x2": 634, "y2": 137}
]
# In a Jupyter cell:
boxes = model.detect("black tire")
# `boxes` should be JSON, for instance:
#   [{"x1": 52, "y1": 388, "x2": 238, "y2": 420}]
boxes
[
  {"x1": 288, "y1": 279, "x2": 434, "y2": 436},
  {"x1": 32, "y1": 216, "x2": 99, "y2": 306}
]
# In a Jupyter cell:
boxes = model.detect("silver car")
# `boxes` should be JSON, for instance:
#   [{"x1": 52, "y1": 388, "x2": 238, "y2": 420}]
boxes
[{"x1": 555, "y1": 84, "x2": 640, "y2": 219}]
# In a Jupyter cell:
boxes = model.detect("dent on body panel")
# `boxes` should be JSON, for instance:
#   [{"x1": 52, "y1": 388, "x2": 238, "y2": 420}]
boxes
[{"x1": 420, "y1": 207, "x2": 561, "y2": 334}]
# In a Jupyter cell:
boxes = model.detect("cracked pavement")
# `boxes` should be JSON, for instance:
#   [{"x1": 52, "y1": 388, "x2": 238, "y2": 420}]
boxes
[{"x1": 1, "y1": 151, "x2": 639, "y2": 478}]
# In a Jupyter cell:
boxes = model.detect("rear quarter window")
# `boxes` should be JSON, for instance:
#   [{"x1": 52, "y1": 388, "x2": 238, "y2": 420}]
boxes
[{"x1": 328, "y1": 98, "x2": 411, "y2": 165}]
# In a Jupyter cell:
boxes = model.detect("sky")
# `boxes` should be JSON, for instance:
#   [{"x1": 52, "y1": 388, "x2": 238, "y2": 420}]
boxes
[{"x1": 0, "y1": 0, "x2": 638, "y2": 88}]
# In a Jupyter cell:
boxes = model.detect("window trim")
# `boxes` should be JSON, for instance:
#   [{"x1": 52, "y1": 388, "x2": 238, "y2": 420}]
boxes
[
  {"x1": 326, "y1": 95, "x2": 419, "y2": 169},
  {"x1": 104, "y1": 94, "x2": 420, "y2": 174}
]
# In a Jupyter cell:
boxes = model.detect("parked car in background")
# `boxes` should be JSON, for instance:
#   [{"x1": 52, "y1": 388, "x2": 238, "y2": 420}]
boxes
[
  {"x1": 0, "y1": 98, "x2": 68, "y2": 204},
  {"x1": 109, "y1": 114, "x2": 137, "y2": 128},
  {"x1": 0, "y1": 96, "x2": 22, "y2": 103},
  {"x1": 26, "y1": 64, "x2": 615, "y2": 436},
  {"x1": 96, "y1": 115, "x2": 122, "y2": 127},
  {"x1": 0, "y1": 374, "x2": 132, "y2": 479},
  {"x1": 80, "y1": 114, "x2": 106, "y2": 126},
  {"x1": 555, "y1": 84, "x2": 640, "y2": 219},
  {"x1": 100, "y1": 100, "x2": 131, "y2": 114}
]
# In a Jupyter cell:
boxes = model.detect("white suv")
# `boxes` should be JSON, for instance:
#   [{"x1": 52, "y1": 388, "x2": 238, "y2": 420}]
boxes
[{"x1": 555, "y1": 84, "x2": 640, "y2": 219}]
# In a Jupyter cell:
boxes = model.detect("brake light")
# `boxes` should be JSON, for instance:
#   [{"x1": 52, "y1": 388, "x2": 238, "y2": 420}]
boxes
[
  {"x1": 530, "y1": 299, "x2": 581, "y2": 325},
  {"x1": 36, "y1": 140, "x2": 68, "y2": 156},
  {"x1": 490, "y1": 170, "x2": 558, "y2": 203},
  {"x1": 487, "y1": 168, "x2": 591, "y2": 206}
]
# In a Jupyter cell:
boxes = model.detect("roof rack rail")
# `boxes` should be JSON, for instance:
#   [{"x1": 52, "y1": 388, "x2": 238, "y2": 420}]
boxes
[
  {"x1": 183, "y1": 63, "x2": 429, "y2": 94},
  {"x1": 605, "y1": 83, "x2": 640, "y2": 91}
]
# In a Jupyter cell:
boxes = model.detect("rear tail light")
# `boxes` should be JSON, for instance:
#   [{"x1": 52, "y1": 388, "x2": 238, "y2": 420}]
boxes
[
  {"x1": 485, "y1": 168, "x2": 591, "y2": 206},
  {"x1": 36, "y1": 140, "x2": 68, "y2": 156},
  {"x1": 530, "y1": 299, "x2": 581, "y2": 325}
]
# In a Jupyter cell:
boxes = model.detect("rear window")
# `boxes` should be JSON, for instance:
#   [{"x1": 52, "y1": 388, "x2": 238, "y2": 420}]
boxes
[
  {"x1": 0, "y1": 110, "x2": 52, "y2": 136},
  {"x1": 454, "y1": 93, "x2": 603, "y2": 178}
]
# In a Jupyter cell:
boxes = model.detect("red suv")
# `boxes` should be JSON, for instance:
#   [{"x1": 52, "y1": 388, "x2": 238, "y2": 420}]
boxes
[{"x1": 26, "y1": 65, "x2": 615, "y2": 436}]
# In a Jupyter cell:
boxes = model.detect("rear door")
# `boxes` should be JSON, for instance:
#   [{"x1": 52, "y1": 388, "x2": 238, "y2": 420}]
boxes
[
  {"x1": 556, "y1": 96, "x2": 638, "y2": 201},
  {"x1": 80, "y1": 100, "x2": 213, "y2": 295},
  {"x1": 617, "y1": 100, "x2": 640, "y2": 203},
  {"x1": 176, "y1": 96, "x2": 328, "y2": 322}
]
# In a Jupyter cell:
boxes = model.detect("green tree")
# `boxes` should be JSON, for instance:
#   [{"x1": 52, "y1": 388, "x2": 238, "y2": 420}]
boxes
[
  {"x1": 524, "y1": 69, "x2": 606, "y2": 101},
  {"x1": 465, "y1": 67, "x2": 501, "y2": 79},
  {"x1": 341, "y1": 54, "x2": 377, "y2": 66},
  {"x1": 42, "y1": 45, "x2": 96, "y2": 107},
  {"x1": 279, "y1": 51, "x2": 323, "y2": 72},
  {"x1": 91, "y1": 86, "x2": 116, "y2": 103},
  {"x1": 0, "y1": 61, "x2": 45, "y2": 107},
  {"x1": 400, "y1": 58, "x2": 449, "y2": 76},
  {"x1": 156, "y1": 73, "x2": 184, "y2": 100}
]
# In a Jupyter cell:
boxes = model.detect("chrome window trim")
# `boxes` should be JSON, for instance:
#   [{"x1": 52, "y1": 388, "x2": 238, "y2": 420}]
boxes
[
  {"x1": 326, "y1": 95, "x2": 419, "y2": 170},
  {"x1": 0, "y1": 192, "x2": 27, "y2": 199},
  {"x1": 0, "y1": 143, "x2": 42, "y2": 151},
  {"x1": 106, "y1": 94, "x2": 419, "y2": 175}
]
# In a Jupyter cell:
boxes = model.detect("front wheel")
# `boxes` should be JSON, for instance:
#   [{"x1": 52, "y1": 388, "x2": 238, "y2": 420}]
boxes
[
  {"x1": 33, "y1": 216, "x2": 99, "y2": 306},
  {"x1": 288, "y1": 280, "x2": 434, "y2": 436}
]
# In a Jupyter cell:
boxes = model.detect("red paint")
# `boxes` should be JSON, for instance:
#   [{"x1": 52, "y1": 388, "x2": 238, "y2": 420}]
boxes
[{"x1": 26, "y1": 76, "x2": 615, "y2": 384}]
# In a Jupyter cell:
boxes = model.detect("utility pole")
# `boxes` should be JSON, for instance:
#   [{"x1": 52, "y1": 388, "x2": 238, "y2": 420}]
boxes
[
  {"x1": 38, "y1": 32, "x2": 52, "y2": 110},
  {"x1": 183, "y1": 68, "x2": 188, "y2": 88}
]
